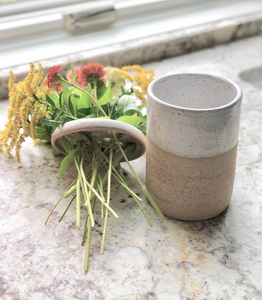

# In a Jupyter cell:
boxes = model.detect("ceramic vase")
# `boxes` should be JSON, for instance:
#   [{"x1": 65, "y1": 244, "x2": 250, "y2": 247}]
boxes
[{"x1": 146, "y1": 73, "x2": 242, "y2": 221}]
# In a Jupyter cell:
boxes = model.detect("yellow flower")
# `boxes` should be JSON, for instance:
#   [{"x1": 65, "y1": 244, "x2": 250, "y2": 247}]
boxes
[
  {"x1": 120, "y1": 65, "x2": 155, "y2": 103},
  {"x1": 0, "y1": 63, "x2": 48, "y2": 162}
]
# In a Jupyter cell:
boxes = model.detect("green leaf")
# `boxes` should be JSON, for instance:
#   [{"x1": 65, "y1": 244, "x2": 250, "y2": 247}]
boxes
[
  {"x1": 58, "y1": 153, "x2": 74, "y2": 179},
  {"x1": 77, "y1": 107, "x2": 91, "y2": 118},
  {"x1": 49, "y1": 95, "x2": 60, "y2": 108},
  {"x1": 84, "y1": 113, "x2": 97, "y2": 119},
  {"x1": 36, "y1": 125, "x2": 51, "y2": 140},
  {"x1": 117, "y1": 116, "x2": 143, "y2": 128},
  {"x1": 98, "y1": 116, "x2": 110, "y2": 119},
  {"x1": 117, "y1": 95, "x2": 140, "y2": 114},
  {"x1": 138, "y1": 102, "x2": 147, "y2": 110},
  {"x1": 62, "y1": 116, "x2": 75, "y2": 124},
  {"x1": 62, "y1": 136, "x2": 74, "y2": 153},
  {"x1": 46, "y1": 94, "x2": 56, "y2": 107},
  {"x1": 59, "y1": 92, "x2": 63, "y2": 108},
  {"x1": 68, "y1": 95, "x2": 75, "y2": 116},
  {"x1": 77, "y1": 83, "x2": 91, "y2": 109},
  {"x1": 121, "y1": 86, "x2": 125, "y2": 94},
  {"x1": 97, "y1": 85, "x2": 111, "y2": 105},
  {"x1": 138, "y1": 124, "x2": 147, "y2": 134},
  {"x1": 53, "y1": 148, "x2": 62, "y2": 156},
  {"x1": 62, "y1": 83, "x2": 71, "y2": 107},
  {"x1": 57, "y1": 148, "x2": 82, "y2": 179},
  {"x1": 97, "y1": 81, "x2": 107, "y2": 99},
  {"x1": 33, "y1": 94, "x2": 39, "y2": 101},
  {"x1": 112, "y1": 110, "x2": 123, "y2": 119},
  {"x1": 109, "y1": 90, "x2": 114, "y2": 99},
  {"x1": 42, "y1": 119, "x2": 62, "y2": 127},
  {"x1": 70, "y1": 63, "x2": 76, "y2": 84},
  {"x1": 124, "y1": 143, "x2": 137, "y2": 158}
]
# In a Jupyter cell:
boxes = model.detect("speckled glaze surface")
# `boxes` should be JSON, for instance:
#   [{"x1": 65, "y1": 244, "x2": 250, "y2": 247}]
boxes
[
  {"x1": 51, "y1": 119, "x2": 146, "y2": 162},
  {"x1": 147, "y1": 73, "x2": 242, "y2": 220}
]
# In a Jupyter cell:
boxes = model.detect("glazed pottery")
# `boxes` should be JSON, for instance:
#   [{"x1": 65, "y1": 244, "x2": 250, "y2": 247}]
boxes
[
  {"x1": 146, "y1": 73, "x2": 242, "y2": 221},
  {"x1": 51, "y1": 118, "x2": 146, "y2": 161}
]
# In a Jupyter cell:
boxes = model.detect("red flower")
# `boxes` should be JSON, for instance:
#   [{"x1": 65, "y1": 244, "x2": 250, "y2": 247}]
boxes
[
  {"x1": 78, "y1": 63, "x2": 106, "y2": 88},
  {"x1": 47, "y1": 65, "x2": 62, "y2": 88}
]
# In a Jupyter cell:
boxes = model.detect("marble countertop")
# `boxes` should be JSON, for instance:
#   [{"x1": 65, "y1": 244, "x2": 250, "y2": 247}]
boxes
[{"x1": 1, "y1": 36, "x2": 262, "y2": 299}]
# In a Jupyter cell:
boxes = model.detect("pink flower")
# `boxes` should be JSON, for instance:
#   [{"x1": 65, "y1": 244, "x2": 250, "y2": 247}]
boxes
[
  {"x1": 66, "y1": 66, "x2": 81, "y2": 86},
  {"x1": 47, "y1": 65, "x2": 62, "y2": 88},
  {"x1": 78, "y1": 63, "x2": 106, "y2": 88}
]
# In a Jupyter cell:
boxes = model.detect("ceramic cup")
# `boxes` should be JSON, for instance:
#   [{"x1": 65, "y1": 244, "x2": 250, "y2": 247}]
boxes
[{"x1": 146, "y1": 73, "x2": 242, "y2": 221}]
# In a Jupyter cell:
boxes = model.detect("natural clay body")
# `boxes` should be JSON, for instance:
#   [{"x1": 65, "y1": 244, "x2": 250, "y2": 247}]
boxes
[{"x1": 146, "y1": 138, "x2": 238, "y2": 221}]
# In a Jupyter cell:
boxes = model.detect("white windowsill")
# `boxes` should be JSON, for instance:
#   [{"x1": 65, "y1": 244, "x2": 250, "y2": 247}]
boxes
[{"x1": 0, "y1": 0, "x2": 262, "y2": 74}]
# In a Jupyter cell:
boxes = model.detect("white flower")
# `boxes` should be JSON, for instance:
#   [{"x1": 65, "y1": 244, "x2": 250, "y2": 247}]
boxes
[{"x1": 104, "y1": 67, "x2": 125, "y2": 96}]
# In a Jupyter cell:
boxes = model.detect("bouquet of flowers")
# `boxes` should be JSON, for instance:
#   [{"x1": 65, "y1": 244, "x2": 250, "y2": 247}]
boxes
[{"x1": 0, "y1": 62, "x2": 164, "y2": 272}]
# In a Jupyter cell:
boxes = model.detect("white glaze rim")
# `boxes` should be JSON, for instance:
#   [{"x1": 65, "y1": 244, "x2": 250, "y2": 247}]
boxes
[
  {"x1": 51, "y1": 118, "x2": 146, "y2": 161},
  {"x1": 147, "y1": 73, "x2": 243, "y2": 111}
]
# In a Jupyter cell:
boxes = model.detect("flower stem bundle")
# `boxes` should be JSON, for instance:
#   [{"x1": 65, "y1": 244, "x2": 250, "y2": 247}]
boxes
[{"x1": 0, "y1": 62, "x2": 164, "y2": 272}]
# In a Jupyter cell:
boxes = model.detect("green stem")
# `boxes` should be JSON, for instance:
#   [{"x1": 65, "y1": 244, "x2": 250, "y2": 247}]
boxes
[
  {"x1": 118, "y1": 163, "x2": 129, "y2": 195},
  {"x1": 97, "y1": 174, "x2": 106, "y2": 219},
  {"x1": 93, "y1": 81, "x2": 98, "y2": 118},
  {"x1": 111, "y1": 173, "x2": 152, "y2": 226},
  {"x1": 101, "y1": 147, "x2": 113, "y2": 254},
  {"x1": 46, "y1": 145, "x2": 109, "y2": 225},
  {"x1": 76, "y1": 178, "x2": 81, "y2": 228},
  {"x1": 83, "y1": 175, "x2": 118, "y2": 219},
  {"x1": 38, "y1": 99, "x2": 77, "y2": 120},
  {"x1": 97, "y1": 149, "x2": 143, "y2": 202},
  {"x1": 78, "y1": 157, "x2": 95, "y2": 227},
  {"x1": 45, "y1": 179, "x2": 77, "y2": 225},
  {"x1": 112, "y1": 132, "x2": 164, "y2": 220},
  {"x1": 63, "y1": 184, "x2": 77, "y2": 198},
  {"x1": 82, "y1": 196, "x2": 97, "y2": 246},
  {"x1": 58, "y1": 195, "x2": 76, "y2": 222},
  {"x1": 87, "y1": 155, "x2": 99, "y2": 212},
  {"x1": 82, "y1": 214, "x2": 88, "y2": 246},
  {"x1": 97, "y1": 151, "x2": 153, "y2": 225},
  {"x1": 84, "y1": 215, "x2": 92, "y2": 272}
]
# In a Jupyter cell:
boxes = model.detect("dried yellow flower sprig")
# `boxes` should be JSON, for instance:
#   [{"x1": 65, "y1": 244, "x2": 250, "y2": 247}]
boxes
[
  {"x1": 119, "y1": 65, "x2": 155, "y2": 103},
  {"x1": 0, "y1": 63, "x2": 49, "y2": 162}
]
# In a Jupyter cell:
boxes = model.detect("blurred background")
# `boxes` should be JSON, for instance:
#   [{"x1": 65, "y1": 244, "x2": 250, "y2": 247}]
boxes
[{"x1": 0, "y1": 0, "x2": 262, "y2": 99}]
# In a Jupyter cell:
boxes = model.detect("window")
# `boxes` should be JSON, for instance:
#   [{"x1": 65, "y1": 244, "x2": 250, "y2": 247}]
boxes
[
  {"x1": 1, "y1": 0, "x2": 261, "y2": 72},
  {"x1": 0, "y1": 0, "x2": 208, "y2": 40}
]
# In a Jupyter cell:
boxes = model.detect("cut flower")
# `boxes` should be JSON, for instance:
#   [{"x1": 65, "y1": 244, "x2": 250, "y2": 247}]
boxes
[
  {"x1": 0, "y1": 62, "x2": 162, "y2": 273},
  {"x1": 66, "y1": 66, "x2": 81, "y2": 86},
  {"x1": 47, "y1": 65, "x2": 62, "y2": 88},
  {"x1": 41, "y1": 77, "x2": 62, "y2": 94},
  {"x1": 78, "y1": 63, "x2": 106, "y2": 88},
  {"x1": 104, "y1": 67, "x2": 125, "y2": 96}
]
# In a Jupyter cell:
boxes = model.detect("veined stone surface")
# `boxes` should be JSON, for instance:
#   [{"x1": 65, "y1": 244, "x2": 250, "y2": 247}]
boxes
[{"x1": 1, "y1": 36, "x2": 262, "y2": 299}]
